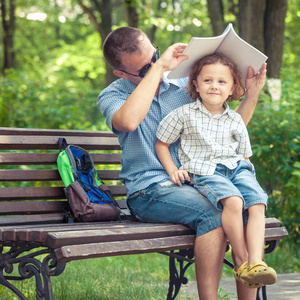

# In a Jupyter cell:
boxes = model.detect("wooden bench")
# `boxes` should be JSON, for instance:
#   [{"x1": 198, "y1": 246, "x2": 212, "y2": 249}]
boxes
[{"x1": 0, "y1": 127, "x2": 289, "y2": 300}]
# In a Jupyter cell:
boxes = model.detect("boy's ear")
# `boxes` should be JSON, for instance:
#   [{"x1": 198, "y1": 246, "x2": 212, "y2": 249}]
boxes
[
  {"x1": 230, "y1": 83, "x2": 237, "y2": 95},
  {"x1": 193, "y1": 80, "x2": 199, "y2": 92}
]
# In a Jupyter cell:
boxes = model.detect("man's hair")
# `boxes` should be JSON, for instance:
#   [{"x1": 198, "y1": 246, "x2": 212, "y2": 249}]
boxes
[
  {"x1": 103, "y1": 27, "x2": 148, "y2": 70},
  {"x1": 187, "y1": 53, "x2": 245, "y2": 101}
]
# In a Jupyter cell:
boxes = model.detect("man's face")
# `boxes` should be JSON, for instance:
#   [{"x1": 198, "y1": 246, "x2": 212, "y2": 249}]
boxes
[{"x1": 117, "y1": 37, "x2": 158, "y2": 85}]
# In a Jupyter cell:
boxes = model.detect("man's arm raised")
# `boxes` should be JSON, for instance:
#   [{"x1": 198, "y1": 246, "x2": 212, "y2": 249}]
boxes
[
  {"x1": 236, "y1": 63, "x2": 267, "y2": 126},
  {"x1": 112, "y1": 43, "x2": 188, "y2": 132}
]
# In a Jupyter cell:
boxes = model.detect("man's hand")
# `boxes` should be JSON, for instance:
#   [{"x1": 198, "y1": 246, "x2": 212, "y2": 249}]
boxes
[
  {"x1": 156, "y1": 43, "x2": 189, "y2": 74},
  {"x1": 245, "y1": 63, "x2": 267, "y2": 100},
  {"x1": 169, "y1": 169, "x2": 190, "y2": 186}
]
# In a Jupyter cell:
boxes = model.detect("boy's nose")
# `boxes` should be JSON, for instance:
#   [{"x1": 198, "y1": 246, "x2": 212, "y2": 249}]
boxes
[{"x1": 210, "y1": 82, "x2": 218, "y2": 89}]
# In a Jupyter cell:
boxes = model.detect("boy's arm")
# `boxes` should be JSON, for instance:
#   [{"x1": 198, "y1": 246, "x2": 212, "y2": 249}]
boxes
[
  {"x1": 236, "y1": 63, "x2": 267, "y2": 125},
  {"x1": 155, "y1": 139, "x2": 190, "y2": 186}
]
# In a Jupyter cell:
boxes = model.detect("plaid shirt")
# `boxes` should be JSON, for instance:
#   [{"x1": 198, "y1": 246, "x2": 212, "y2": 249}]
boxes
[{"x1": 156, "y1": 99, "x2": 253, "y2": 175}]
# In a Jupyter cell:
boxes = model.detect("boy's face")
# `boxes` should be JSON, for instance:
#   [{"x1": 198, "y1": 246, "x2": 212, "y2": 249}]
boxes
[{"x1": 193, "y1": 63, "x2": 234, "y2": 112}]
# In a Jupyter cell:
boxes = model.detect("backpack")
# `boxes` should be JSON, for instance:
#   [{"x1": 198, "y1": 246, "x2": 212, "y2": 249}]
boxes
[{"x1": 57, "y1": 138, "x2": 121, "y2": 223}]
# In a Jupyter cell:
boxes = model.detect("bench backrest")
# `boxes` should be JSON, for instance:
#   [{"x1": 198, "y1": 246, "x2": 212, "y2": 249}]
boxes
[{"x1": 0, "y1": 127, "x2": 126, "y2": 226}]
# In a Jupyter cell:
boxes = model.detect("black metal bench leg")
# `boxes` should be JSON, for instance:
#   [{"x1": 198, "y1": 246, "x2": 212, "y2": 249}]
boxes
[
  {"x1": 0, "y1": 242, "x2": 66, "y2": 300},
  {"x1": 256, "y1": 286, "x2": 267, "y2": 300},
  {"x1": 159, "y1": 249, "x2": 195, "y2": 300}
]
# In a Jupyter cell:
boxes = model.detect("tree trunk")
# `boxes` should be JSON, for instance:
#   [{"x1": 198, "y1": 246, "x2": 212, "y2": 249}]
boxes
[
  {"x1": 124, "y1": 0, "x2": 139, "y2": 28},
  {"x1": 1, "y1": 0, "x2": 16, "y2": 72},
  {"x1": 206, "y1": 0, "x2": 225, "y2": 35},
  {"x1": 264, "y1": 0, "x2": 288, "y2": 78},
  {"x1": 238, "y1": 0, "x2": 266, "y2": 52},
  {"x1": 78, "y1": 0, "x2": 117, "y2": 85}
]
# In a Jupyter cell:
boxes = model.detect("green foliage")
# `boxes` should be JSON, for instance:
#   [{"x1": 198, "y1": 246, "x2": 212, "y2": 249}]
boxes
[
  {"x1": 0, "y1": 0, "x2": 299, "y2": 266},
  {"x1": 248, "y1": 69, "x2": 300, "y2": 244}
]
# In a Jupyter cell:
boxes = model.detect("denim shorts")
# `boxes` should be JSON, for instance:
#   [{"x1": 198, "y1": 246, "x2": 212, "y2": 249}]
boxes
[
  {"x1": 127, "y1": 181, "x2": 222, "y2": 237},
  {"x1": 191, "y1": 160, "x2": 268, "y2": 213}
]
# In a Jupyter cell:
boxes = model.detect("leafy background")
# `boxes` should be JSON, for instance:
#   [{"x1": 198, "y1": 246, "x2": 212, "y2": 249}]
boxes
[{"x1": 1, "y1": 0, "x2": 299, "y2": 252}]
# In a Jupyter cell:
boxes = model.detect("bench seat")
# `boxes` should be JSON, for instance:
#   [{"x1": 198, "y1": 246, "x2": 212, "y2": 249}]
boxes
[{"x1": 0, "y1": 127, "x2": 289, "y2": 300}]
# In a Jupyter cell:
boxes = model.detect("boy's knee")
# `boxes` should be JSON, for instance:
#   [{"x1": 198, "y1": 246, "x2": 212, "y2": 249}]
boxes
[{"x1": 221, "y1": 196, "x2": 243, "y2": 212}]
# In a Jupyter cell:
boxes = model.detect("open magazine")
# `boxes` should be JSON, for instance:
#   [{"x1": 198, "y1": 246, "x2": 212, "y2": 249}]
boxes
[{"x1": 167, "y1": 23, "x2": 268, "y2": 84}]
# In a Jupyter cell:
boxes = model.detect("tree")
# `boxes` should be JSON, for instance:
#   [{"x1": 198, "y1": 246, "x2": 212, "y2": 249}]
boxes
[
  {"x1": 1, "y1": 0, "x2": 16, "y2": 72},
  {"x1": 206, "y1": 0, "x2": 225, "y2": 35},
  {"x1": 77, "y1": 0, "x2": 116, "y2": 86},
  {"x1": 206, "y1": 0, "x2": 288, "y2": 79},
  {"x1": 124, "y1": 0, "x2": 138, "y2": 28},
  {"x1": 264, "y1": 0, "x2": 288, "y2": 79}
]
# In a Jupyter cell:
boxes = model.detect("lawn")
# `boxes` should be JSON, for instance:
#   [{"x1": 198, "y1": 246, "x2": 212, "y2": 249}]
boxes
[{"x1": 0, "y1": 240, "x2": 298, "y2": 300}]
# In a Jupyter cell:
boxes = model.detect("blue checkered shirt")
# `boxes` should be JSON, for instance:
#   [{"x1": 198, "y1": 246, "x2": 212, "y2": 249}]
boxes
[
  {"x1": 156, "y1": 99, "x2": 253, "y2": 175},
  {"x1": 97, "y1": 74, "x2": 194, "y2": 197}
]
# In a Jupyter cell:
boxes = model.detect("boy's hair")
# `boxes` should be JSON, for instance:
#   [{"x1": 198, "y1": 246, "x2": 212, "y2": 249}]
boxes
[
  {"x1": 103, "y1": 27, "x2": 149, "y2": 70},
  {"x1": 187, "y1": 53, "x2": 245, "y2": 101}
]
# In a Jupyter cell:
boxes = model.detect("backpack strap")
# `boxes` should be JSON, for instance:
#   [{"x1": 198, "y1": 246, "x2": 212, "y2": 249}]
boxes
[{"x1": 58, "y1": 137, "x2": 68, "y2": 152}]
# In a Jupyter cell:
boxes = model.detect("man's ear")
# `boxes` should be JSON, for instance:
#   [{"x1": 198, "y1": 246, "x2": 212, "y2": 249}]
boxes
[{"x1": 113, "y1": 69, "x2": 126, "y2": 79}]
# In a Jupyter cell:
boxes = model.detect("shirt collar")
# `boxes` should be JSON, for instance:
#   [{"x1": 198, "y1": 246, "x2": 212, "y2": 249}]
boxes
[{"x1": 193, "y1": 98, "x2": 230, "y2": 116}]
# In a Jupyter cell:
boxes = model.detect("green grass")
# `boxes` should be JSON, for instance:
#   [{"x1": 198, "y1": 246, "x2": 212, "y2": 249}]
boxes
[{"x1": 0, "y1": 240, "x2": 299, "y2": 299}]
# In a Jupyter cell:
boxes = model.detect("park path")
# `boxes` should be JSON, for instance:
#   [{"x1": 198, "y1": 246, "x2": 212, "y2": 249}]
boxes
[{"x1": 181, "y1": 272, "x2": 300, "y2": 299}]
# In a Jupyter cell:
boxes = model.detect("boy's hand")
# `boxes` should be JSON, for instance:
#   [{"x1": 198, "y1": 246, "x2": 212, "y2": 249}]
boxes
[{"x1": 169, "y1": 169, "x2": 190, "y2": 186}]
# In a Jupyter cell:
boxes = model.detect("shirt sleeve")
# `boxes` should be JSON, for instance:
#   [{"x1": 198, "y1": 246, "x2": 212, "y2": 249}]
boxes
[
  {"x1": 97, "y1": 80, "x2": 131, "y2": 134},
  {"x1": 156, "y1": 107, "x2": 184, "y2": 144}
]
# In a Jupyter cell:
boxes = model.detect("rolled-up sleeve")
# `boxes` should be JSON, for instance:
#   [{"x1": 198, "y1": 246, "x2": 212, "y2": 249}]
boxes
[{"x1": 156, "y1": 108, "x2": 183, "y2": 144}]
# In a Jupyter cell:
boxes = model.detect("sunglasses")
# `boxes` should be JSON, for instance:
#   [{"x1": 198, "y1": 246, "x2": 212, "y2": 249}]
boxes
[{"x1": 119, "y1": 45, "x2": 160, "y2": 78}]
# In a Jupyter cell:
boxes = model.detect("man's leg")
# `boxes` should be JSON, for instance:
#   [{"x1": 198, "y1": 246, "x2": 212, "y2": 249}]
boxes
[
  {"x1": 127, "y1": 182, "x2": 224, "y2": 298},
  {"x1": 195, "y1": 226, "x2": 226, "y2": 300}
]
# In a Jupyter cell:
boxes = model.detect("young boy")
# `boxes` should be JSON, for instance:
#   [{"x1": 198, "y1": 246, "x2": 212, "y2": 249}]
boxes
[{"x1": 156, "y1": 53, "x2": 277, "y2": 288}]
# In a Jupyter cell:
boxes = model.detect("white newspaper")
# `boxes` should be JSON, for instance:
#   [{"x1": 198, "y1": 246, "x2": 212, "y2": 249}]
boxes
[{"x1": 167, "y1": 23, "x2": 268, "y2": 84}]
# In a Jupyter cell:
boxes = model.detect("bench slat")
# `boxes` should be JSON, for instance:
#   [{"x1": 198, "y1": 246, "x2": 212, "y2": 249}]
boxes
[
  {"x1": 46, "y1": 225, "x2": 288, "y2": 249},
  {"x1": 0, "y1": 152, "x2": 122, "y2": 165},
  {"x1": 0, "y1": 169, "x2": 121, "y2": 181},
  {"x1": 0, "y1": 214, "x2": 65, "y2": 227},
  {"x1": 0, "y1": 201, "x2": 66, "y2": 215},
  {"x1": 264, "y1": 226, "x2": 289, "y2": 241},
  {"x1": 0, "y1": 185, "x2": 126, "y2": 201},
  {"x1": 0, "y1": 135, "x2": 121, "y2": 150},
  {"x1": 54, "y1": 235, "x2": 197, "y2": 262},
  {"x1": 0, "y1": 221, "x2": 168, "y2": 242},
  {"x1": 54, "y1": 225, "x2": 289, "y2": 262},
  {"x1": 45, "y1": 225, "x2": 195, "y2": 248},
  {"x1": 0, "y1": 127, "x2": 116, "y2": 137}
]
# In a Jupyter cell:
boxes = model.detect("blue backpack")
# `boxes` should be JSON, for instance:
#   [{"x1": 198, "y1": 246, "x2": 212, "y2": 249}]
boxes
[{"x1": 57, "y1": 138, "x2": 120, "y2": 222}]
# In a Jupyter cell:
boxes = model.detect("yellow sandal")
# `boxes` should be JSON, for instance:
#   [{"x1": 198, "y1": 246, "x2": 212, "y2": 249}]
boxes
[
  {"x1": 240, "y1": 261, "x2": 277, "y2": 285},
  {"x1": 233, "y1": 261, "x2": 265, "y2": 289}
]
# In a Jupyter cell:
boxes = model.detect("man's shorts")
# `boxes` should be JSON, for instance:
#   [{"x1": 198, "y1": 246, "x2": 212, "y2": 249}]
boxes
[{"x1": 127, "y1": 181, "x2": 223, "y2": 237}]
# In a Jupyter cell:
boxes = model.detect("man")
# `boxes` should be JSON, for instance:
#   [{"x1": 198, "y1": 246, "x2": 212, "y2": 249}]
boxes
[{"x1": 97, "y1": 27, "x2": 266, "y2": 300}]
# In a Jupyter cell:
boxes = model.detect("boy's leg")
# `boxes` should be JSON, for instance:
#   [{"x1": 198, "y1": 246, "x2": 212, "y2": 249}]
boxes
[
  {"x1": 232, "y1": 160, "x2": 276, "y2": 285},
  {"x1": 231, "y1": 160, "x2": 268, "y2": 264},
  {"x1": 220, "y1": 196, "x2": 248, "y2": 269},
  {"x1": 246, "y1": 204, "x2": 266, "y2": 264},
  {"x1": 232, "y1": 247, "x2": 258, "y2": 300}
]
